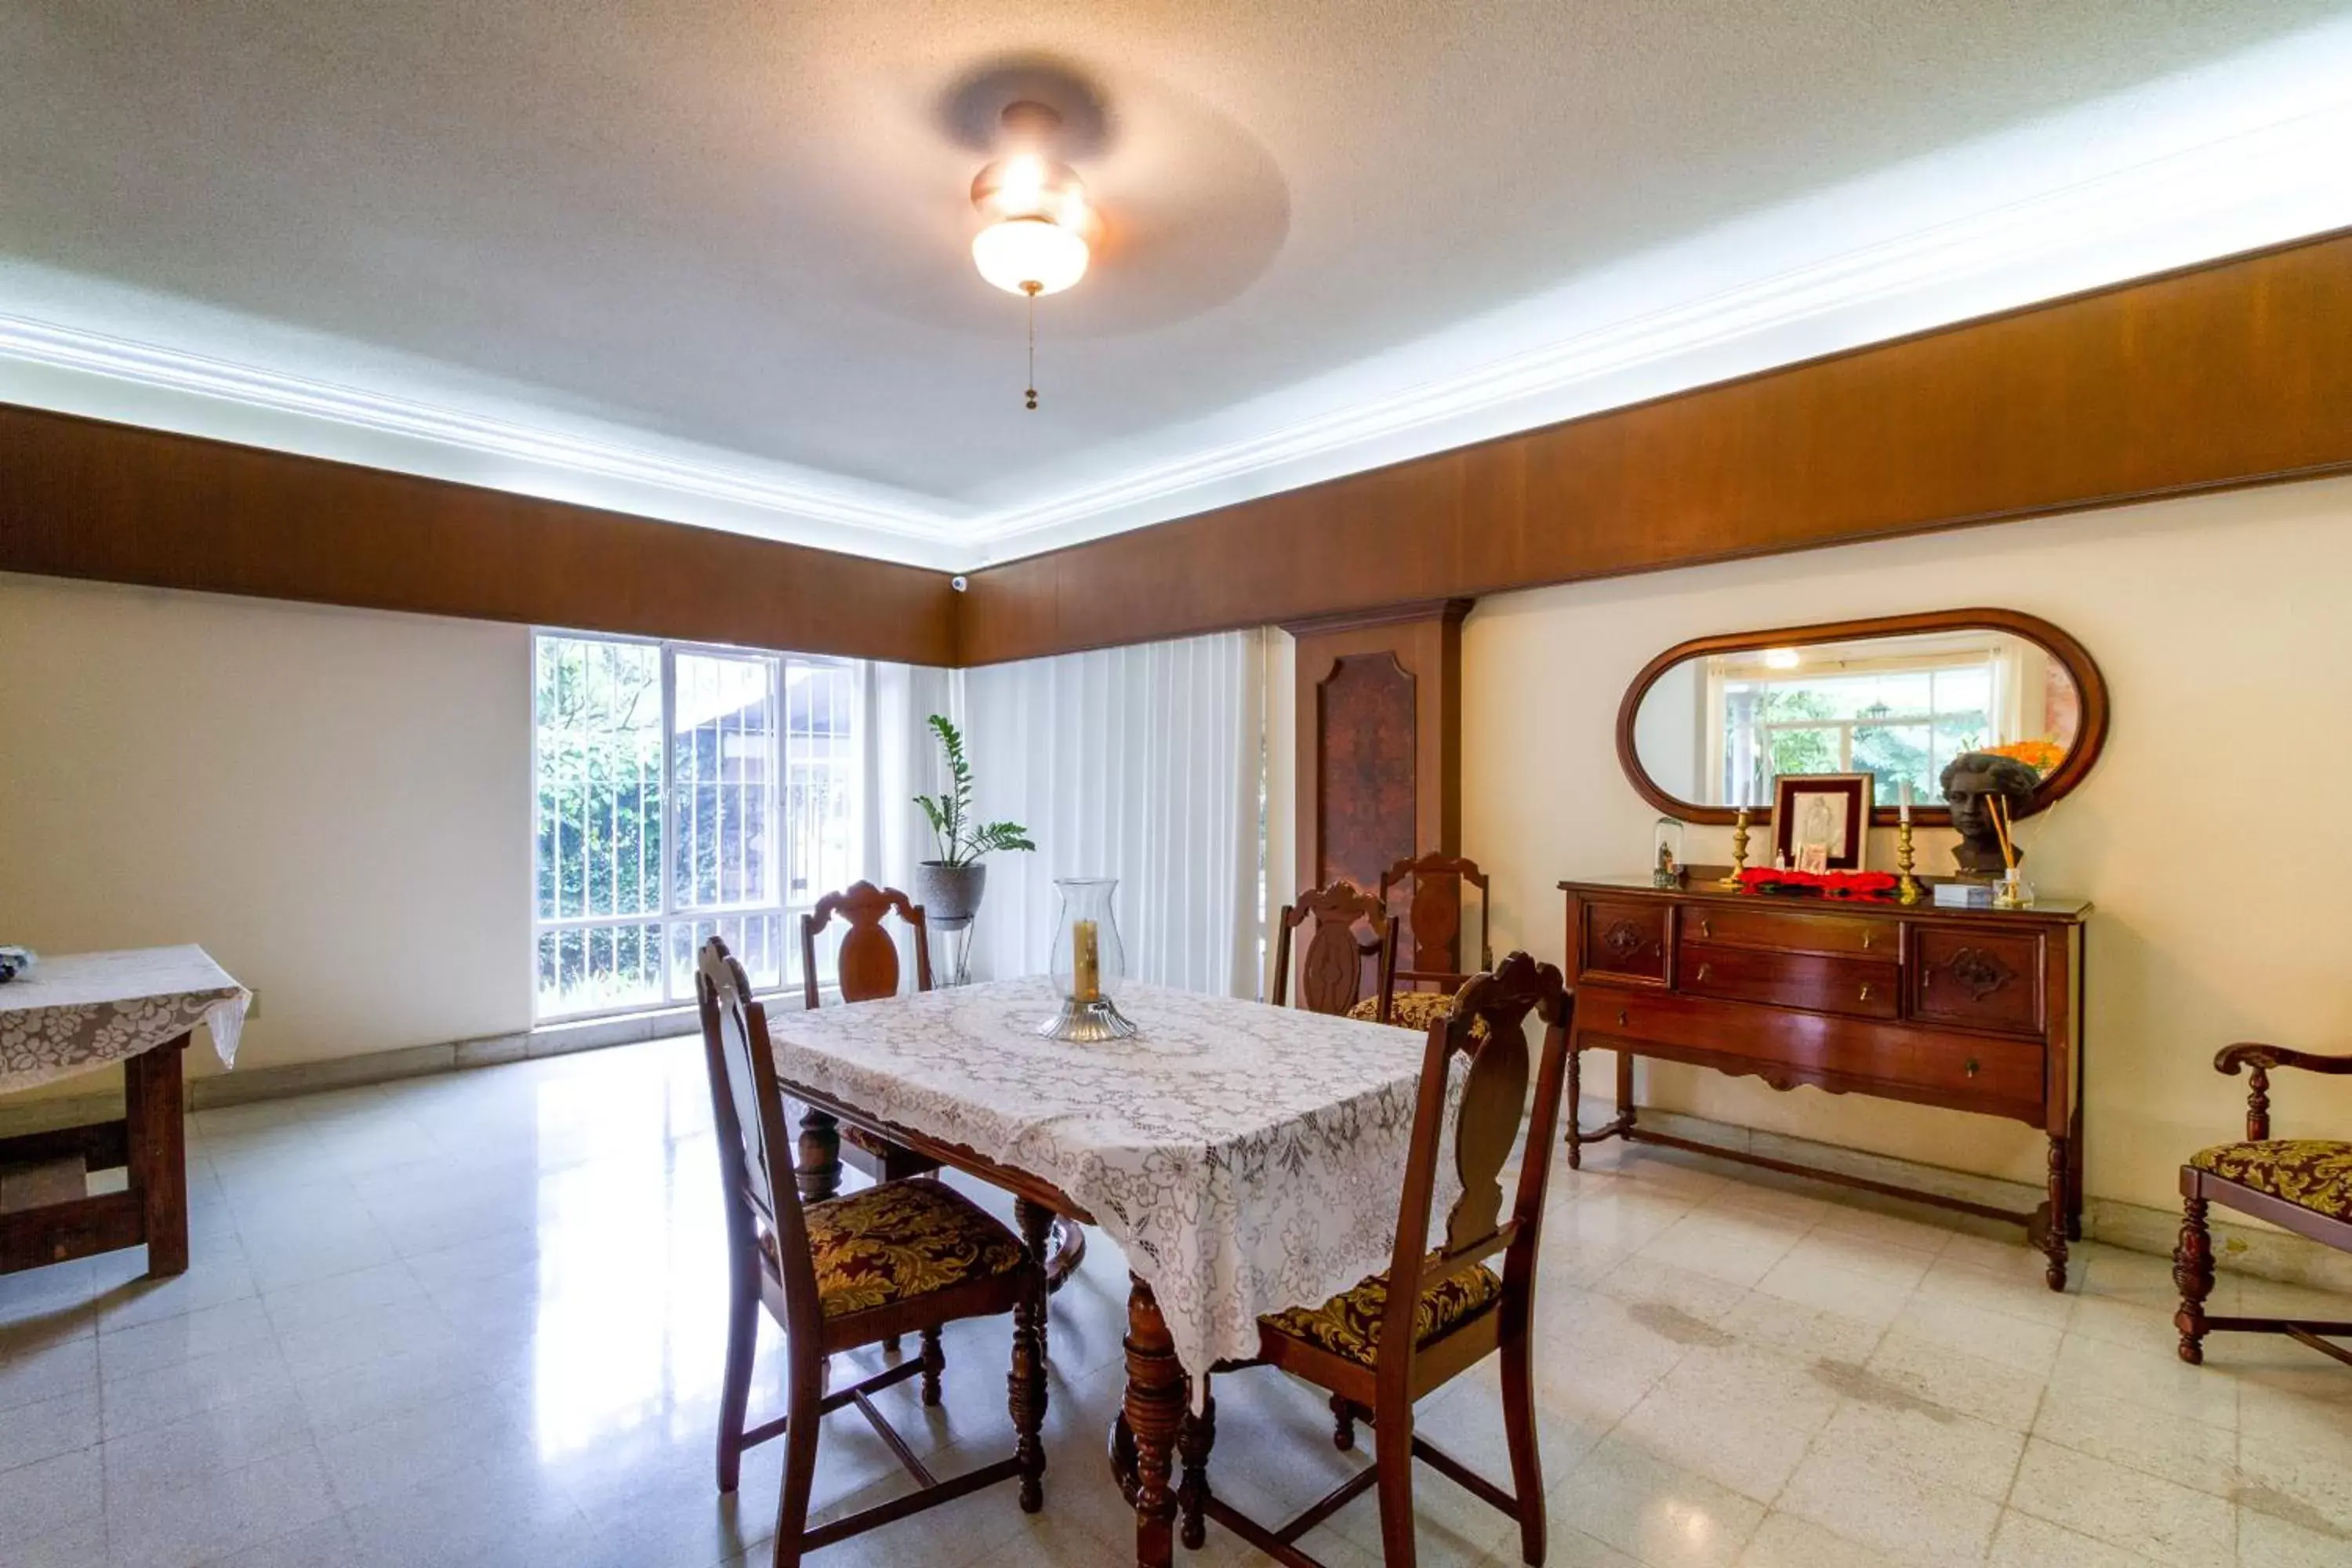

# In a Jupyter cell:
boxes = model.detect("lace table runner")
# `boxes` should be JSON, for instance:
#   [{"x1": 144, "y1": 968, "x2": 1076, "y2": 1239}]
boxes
[
  {"x1": 0, "y1": 946, "x2": 248, "y2": 1094},
  {"x1": 768, "y1": 975, "x2": 1456, "y2": 1384}
]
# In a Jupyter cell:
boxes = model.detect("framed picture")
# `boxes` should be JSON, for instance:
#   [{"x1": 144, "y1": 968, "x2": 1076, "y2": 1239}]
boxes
[{"x1": 1773, "y1": 772, "x2": 1873, "y2": 872}]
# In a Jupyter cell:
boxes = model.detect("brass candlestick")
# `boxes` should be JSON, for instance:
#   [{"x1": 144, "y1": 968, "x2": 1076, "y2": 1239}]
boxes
[
  {"x1": 1896, "y1": 820, "x2": 1922, "y2": 905},
  {"x1": 1719, "y1": 808, "x2": 1752, "y2": 889}
]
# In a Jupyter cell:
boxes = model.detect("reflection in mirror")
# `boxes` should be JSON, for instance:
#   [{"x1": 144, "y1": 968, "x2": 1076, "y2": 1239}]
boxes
[{"x1": 1633, "y1": 627, "x2": 2083, "y2": 811}]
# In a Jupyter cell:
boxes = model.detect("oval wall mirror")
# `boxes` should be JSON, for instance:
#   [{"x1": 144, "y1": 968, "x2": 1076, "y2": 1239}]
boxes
[{"x1": 1617, "y1": 608, "x2": 2109, "y2": 827}]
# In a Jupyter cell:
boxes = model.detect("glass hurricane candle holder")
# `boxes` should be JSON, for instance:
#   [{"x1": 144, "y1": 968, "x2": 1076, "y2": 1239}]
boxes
[{"x1": 1037, "y1": 877, "x2": 1139, "y2": 1042}]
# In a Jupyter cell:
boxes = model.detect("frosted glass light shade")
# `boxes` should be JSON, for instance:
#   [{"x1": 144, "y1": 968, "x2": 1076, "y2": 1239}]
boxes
[{"x1": 972, "y1": 217, "x2": 1090, "y2": 296}]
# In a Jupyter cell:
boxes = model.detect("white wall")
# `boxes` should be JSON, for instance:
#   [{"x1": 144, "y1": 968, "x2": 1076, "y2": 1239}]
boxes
[
  {"x1": 1460, "y1": 475, "x2": 2352, "y2": 1211},
  {"x1": 0, "y1": 573, "x2": 534, "y2": 1087}
]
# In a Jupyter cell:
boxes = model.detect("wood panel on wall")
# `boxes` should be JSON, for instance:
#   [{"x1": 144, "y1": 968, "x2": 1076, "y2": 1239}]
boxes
[
  {"x1": 0, "y1": 405, "x2": 956, "y2": 666},
  {"x1": 1290, "y1": 601, "x2": 1468, "y2": 910},
  {"x1": 959, "y1": 227, "x2": 2352, "y2": 665}
]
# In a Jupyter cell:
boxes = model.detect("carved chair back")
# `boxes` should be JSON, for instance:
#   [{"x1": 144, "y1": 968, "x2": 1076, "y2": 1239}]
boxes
[
  {"x1": 1271, "y1": 882, "x2": 1399, "y2": 1018},
  {"x1": 697, "y1": 939, "x2": 822, "y2": 1338},
  {"x1": 1377, "y1": 952, "x2": 1573, "y2": 1389},
  {"x1": 1379, "y1": 853, "x2": 1494, "y2": 993},
  {"x1": 801, "y1": 881, "x2": 935, "y2": 1011}
]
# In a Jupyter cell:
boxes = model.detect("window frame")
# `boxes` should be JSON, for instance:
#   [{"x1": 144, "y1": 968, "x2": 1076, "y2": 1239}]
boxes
[{"x1": 529, "y1": 629, "x2": 859, "y2": 1024}]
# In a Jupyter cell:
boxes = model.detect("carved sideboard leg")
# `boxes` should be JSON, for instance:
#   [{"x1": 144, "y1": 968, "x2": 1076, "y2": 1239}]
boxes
[
  {"x1": 1615, "y1": 1050, "x2": 1637, "y2": 1138},
  {"x1": 2066, "y1": 1100, "x2": 2087, "y2": 1242},
  {"x1": 1564, "y1": 1038, "x2": 1584, "y2": 1169},
  {"x1": 1117, "y1": 1273, "x2": 1186, "y2": 1568},
  {"x1": 2174, "y1": 1192, "x2": 2214, "y2": 1366},
  {"x1": 2042, "y1": 1135, "x2": 2071, "y2": 1292},
  {"x1": 795, "y1": 1107, "x2": 842, "y2": 1202}
]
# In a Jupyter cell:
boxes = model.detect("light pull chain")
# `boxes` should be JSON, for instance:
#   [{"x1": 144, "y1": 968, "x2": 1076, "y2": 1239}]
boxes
[{"x1": 1023, "y1": 281, "x2": 1040, "y2": 411}]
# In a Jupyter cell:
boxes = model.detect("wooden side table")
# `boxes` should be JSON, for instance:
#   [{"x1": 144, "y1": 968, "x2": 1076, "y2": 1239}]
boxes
[{"x1": 0, "y1": 946, "x2": 246, "y2": 1277}]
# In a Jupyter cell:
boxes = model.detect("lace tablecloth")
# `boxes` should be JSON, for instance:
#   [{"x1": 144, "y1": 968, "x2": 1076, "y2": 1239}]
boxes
[
  {"x1": 768, "y1": 975, "x2": 1456, "y2": 1386},
  {"x1": 0, "y1": 946, "x2": 248, "y2": 1094}
]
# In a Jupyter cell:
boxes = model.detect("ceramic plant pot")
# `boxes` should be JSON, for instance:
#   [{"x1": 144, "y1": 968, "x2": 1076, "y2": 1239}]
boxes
[{"x1": 913, "y1": 861, "x2": 988, "y2": 931}]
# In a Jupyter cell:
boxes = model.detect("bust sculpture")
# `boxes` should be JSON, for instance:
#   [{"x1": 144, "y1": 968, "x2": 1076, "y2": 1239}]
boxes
[{"x1": 1940, "y1": 751, "x2": 2040, "y2": 875}]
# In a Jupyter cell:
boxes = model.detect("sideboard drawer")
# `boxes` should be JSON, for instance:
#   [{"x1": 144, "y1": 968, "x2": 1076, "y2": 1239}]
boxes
[
  {"x1": 1588, "y1": 987, "x2": 2045, "y2": 1118},
  {"x1": 1682, "y1": 903, "x2": 1897, "y2": 959},
  {"x1": 1580, "y1": 900, "x2": 1668, "y2": 983},
  {"x1": 1911, "y1": 929, "x2": 2045, "y2": 1036},
  {"x1": 1680, "y1": 942, "x2": 1899, "y2": 1021}
]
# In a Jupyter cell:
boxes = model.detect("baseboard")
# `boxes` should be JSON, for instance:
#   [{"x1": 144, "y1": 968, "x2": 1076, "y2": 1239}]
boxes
[
  {"x1": 1581, "y1": 1099, "x2": 2352, "y2": 1295},
  {"x1": 186, "y1": 1004, "x2": 710, "y2": 1109}
]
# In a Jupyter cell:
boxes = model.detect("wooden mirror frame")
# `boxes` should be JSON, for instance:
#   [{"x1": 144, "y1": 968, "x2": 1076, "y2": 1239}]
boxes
[{"x1": 1615, "y1": 608, "x2": 2109, "y2": 828}]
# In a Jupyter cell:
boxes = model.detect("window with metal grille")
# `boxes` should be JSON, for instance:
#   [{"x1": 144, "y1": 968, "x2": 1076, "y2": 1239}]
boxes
[{"x1": 532, "y1": 633, "x2": 859, "y2": 1020}]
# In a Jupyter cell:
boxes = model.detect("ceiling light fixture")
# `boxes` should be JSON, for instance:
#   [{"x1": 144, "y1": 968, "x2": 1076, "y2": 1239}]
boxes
[{"x1": 970, "y1": 102, "x2": 1093, "y2": 409}]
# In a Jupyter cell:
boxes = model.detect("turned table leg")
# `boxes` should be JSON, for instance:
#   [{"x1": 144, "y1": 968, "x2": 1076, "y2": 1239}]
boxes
[
  {"x1": 124, "y1": 1033, "x2": 191, "y2": 1277},
  {"x1": 1014, "y1": 1198, "x2": 1056, "y2": 1361},
  {"x1": 1111, "y1": 1272, "x2": 1186, "y2": 1568},
  {"x1": 2042, "y1": 1134, "x2": 2071, "y2": 1292},
  {"x1": 795, "y1": 1108, "x2": 842, "y2": 1202}
]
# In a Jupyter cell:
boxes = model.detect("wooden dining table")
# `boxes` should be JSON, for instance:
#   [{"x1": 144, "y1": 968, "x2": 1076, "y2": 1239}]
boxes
[
  {"x1": 765, "y1": 973, "x2": 1449, "y2": 1568},
  {"x1": 0, "y1": 946, "x2": 247, "y2": 1276}
]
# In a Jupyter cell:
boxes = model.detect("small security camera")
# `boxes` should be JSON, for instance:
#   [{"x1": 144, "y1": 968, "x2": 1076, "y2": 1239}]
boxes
[{"x1": 950, "y1": 575, "x2": 970, "y2": 593}]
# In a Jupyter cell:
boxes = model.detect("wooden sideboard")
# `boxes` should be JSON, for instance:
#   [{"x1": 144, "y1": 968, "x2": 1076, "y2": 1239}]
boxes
[{"x1": 1560, "y1": 875, "x2": 2089, "y2": 1288}]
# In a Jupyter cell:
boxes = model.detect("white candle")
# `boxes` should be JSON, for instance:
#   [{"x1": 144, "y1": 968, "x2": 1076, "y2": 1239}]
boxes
[{"x1": 1899, "y1": 779, "x2": 1913, "y2": 824}]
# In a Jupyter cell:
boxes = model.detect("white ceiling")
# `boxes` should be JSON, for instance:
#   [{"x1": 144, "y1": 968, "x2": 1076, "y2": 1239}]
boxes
[{"x1": 5, "y1": 2, "x2": 2352, "y2": 571}]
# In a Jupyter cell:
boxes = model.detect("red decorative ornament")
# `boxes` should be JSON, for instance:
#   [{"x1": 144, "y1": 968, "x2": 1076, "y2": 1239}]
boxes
[{"x1": 1737, "y1": 867, "x2": 1900, "y2": 900}]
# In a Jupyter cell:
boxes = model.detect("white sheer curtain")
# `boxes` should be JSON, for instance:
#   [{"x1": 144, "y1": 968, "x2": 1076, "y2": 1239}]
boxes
[
  {"x1": 861, "y1": 660, "x2": 957, "y2": 895},
  {"x1": 953, "y1": 630, "x2": 1267, "y2": 996}
]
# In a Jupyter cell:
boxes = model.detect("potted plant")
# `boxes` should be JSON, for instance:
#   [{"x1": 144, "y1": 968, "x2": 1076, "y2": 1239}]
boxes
[{"x1": 913, "y1": 714, "x2": 1034, "y2": 931}]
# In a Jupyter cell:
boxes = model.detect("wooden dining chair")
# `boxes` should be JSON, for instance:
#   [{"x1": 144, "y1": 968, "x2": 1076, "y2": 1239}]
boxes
[
  {"x1": 695, "y1": 939, "x2": 1048, "y2": 1565},
  {"x1": 1179, "y1": 951, "x2": 1574, "y2": 1567},
  {"x1": 1271, "y1": 882, "x2": 1399, "y2": 1020},
  {"x1": 1338, "y1": 857, "x2": 1495, "y2": 1037},
  {"x1": 1378, "y1": 854, "x2": 1494, "y2": 996},
  {"x1": 2175, "y1": 1040, "x2": 2352, "y2": 1367},
  {"x1": 798, "y1": 881, "x2": 941, "y2": 1189}
]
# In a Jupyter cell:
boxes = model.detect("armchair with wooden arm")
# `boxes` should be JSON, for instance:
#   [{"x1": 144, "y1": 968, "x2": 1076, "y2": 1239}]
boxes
[{"x1": 2173, "y1": 1042, "x2": 2352, "y2": 1369}]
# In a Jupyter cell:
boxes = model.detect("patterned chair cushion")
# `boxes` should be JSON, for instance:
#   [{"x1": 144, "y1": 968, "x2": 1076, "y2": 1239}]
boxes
[
  {"x1": 1259, "y1": 1264, "x2": 1504, "y2": 1367},
  {"x1": 1344, "y1": 989, "x2": 1489, "y2": 1040},
  {"x1": 771, "y1": 1178, "x2": 1029, "y2": 1317},
  {"x1": 2189, "y1": 1139, "x2": 2352, "y2": 1222}
]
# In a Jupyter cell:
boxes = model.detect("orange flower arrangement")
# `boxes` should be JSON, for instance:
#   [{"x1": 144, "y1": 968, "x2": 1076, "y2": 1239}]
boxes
[{"x1": 1984, "y1": 739, "x2": 2064, "y2": 775}]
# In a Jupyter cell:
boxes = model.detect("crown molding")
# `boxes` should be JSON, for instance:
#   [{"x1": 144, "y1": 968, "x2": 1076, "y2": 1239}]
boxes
[
  {"x1": 0, "y1": 313, "x2": 967, "y2": 562},
  {"x1": 962, "y1": 93, "x2": 2352, "y2": 563}
]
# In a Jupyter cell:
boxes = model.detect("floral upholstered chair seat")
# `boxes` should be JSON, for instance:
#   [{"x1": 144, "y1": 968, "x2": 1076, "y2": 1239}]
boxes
[
  {"x1": 1259, "y1": 1264, "x2": 1505, "y2": 1367},
  {"x1": 764, "y1": 1178, "x2": 1029, "y2": 1317},
  {"x1": 1345, "y1": 989, "x2": 1490, "y2": 1040},
  {"x1": 2187, "y1": 1139, "x2": 2352, "y2": 1221}
]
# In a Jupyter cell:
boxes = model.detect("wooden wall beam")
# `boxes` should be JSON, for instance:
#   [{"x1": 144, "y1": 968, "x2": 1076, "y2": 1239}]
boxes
[
  {"x1": 957, "y1": 227, "x2": 2352, "y2": 665},
  {"x1": 0, "y1": 405, "x2": 956, "y2": 666},
  {"x1": 10, "y1": 227, "x2": 2350, "y2": 671}
]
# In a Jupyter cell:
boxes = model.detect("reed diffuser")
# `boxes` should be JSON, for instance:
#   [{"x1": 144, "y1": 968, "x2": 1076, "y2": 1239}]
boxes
[{"x1": 1989, "y1": 795, "x2": 2031, "y2": 908}]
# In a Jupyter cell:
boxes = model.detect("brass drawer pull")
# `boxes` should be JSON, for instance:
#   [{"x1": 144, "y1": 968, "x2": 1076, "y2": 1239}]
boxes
[
  {"x1": 1862, "y1": 931, "x2": 1875, "y2": 949},
  {"x1": 1858, "y1": 982, "x2": 1873, "y2": 1002},
  {"x1": 1965, "y1": 1058, "x2": 1980, "y2": 1078},
  {"x1": 1699, "y1": 916, "x2": 1712, "y2": 939},
  {"x1": 1697, "y1": 963, "x2": 1713, "y2": 983},
  {"x1": 1617, "y1": 1009, "x2": 1629, "y2": 1028}
]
